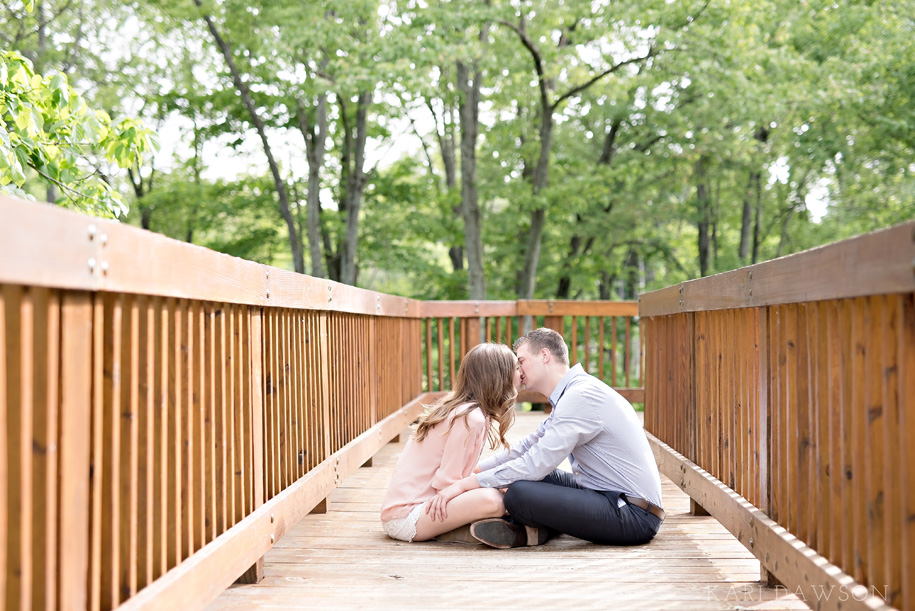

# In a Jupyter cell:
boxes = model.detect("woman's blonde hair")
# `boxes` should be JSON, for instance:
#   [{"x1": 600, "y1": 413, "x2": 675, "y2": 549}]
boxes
[{"x1": 414, "y1": 342, "x2": 517, "y2": 450}]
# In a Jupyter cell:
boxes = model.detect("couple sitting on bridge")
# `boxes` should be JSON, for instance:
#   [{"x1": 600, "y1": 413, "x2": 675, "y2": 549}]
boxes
[{"x1": 380, "y1": 327, "x2": 665, "y2": 548}]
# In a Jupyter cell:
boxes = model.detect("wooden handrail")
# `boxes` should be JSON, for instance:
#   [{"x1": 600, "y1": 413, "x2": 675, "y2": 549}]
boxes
[
  {"x1": 639, "y1": 221, "x2": 915, "y2": 316},
  {"x1": 0, "y1": 196, "x2": 426, "y2": 610},
  {"x1": 0, "y1": 196, "x2": 423, "y2": 316},
  {"x1": 640, "y1": 219, "x2": 915, "y2": 611}
]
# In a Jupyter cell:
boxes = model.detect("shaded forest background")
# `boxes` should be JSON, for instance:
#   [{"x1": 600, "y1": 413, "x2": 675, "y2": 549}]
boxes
[{"x1": 4, "y1": 0, "x2": 914, "y2": 301}]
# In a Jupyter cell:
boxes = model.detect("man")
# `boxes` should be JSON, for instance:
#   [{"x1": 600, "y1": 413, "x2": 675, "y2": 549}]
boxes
[{"x1": 429, "y1": 327, "x2": 663, "y2": 548}]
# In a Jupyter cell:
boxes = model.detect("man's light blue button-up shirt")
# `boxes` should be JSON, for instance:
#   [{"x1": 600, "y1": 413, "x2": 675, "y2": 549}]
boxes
[{"x1": 476, "y1": 364, "x2": 662, "y2": 507}]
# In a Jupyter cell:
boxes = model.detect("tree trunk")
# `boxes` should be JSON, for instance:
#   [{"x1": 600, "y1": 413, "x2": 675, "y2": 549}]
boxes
[
  {"x1": 194, "y1": 0, "x2": 305, "y2": 273},
  {"x1": 428, "y1": 92, "x2": 464, "y2": 274},
  {"x1": 456, "y1": 59, "x2": 486, "y2": 300},
  {"x1": 297, "y1": 94, "x2": 328, "y2": 278},
  {"x1": 598, "y1": 269, "x2": 614, "y2": 300},
  {"x1": 752, "y1": 170, "x2": 763, "y2": 264},
  {"x1": 519, "y1": 111, "x2": 553, "y2": 298},
  {"x1": 339, "y1": 91, "x2": 371, "y2": 286},
  {"x1": 695, "y1": 156, "x2": 712, "y2": 277},
  {"x1": 557, "y1": 119, "x2": 620, "y2": 297},
  {"x1": 738, "y1": 172, "x2": 755, "y2": 262},
  {"x1": 623, "y1": 248, "x2": 639, "y2": 300}
]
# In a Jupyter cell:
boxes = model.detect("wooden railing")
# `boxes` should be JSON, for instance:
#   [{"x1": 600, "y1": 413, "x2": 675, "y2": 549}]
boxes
[
  {"x1": 640, "y1": 221, "x2": 915, "y2": 611},
  {"x1": 421, "y1": 300, "x2": 643, "y2": 404},
  {"x1": 0, "y1": 194, "x2": 644, "y2": 611},
  {"x1": 0, "y1": 196, "x2": 428, "y2": 611}
]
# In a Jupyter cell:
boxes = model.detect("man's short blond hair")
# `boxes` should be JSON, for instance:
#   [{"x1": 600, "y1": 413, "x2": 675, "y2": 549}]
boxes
[{"x1": 513, "y1": 327, "x2": 569, "y2": 365}]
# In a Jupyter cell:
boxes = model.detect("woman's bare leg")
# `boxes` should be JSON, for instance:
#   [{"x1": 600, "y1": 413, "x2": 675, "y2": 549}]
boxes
[{"x1": 413, "y1": 488, "x2": 506, "y2": 541}]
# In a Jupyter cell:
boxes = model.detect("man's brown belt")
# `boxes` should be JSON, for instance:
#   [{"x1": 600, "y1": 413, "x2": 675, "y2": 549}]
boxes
[{"x1": 625, "y1": 495, "x2": 666, "y2": 521}]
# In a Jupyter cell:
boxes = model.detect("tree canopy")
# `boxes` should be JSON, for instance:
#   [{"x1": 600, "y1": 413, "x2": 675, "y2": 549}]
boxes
[{"x1": 2, "y1": 0, "x2": 913, "y2": 298}]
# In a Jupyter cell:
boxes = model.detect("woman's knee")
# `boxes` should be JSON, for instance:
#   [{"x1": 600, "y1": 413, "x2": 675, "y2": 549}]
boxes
[{"x1": 479, "y1": 488, "x2": 506, "y2": 516}]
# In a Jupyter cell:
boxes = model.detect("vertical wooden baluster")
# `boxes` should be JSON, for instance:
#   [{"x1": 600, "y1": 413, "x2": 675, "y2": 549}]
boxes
[
  {"x1": 881, "y1": 296, "x2": 901, "y2": 608},
  {"x1": 294, "y1": 309, "x2": 305, "y2": 480},
  {"x1": 153, "y1": 298, "x2": 167, "y2": 578},
  {"x1": 850, "y1": 297, "x2": 868, "y2": 583},
  {"x1": 201, "y1": 304, "x2": 213, "y2": 546},
  {"x1": 813, "y1": 302, "x2": 829, "y2": 555},
  {"x1": 217, "y1": 306, "x2": 228, "y2": 536},
  {"x1": 181, "y1": 301, "x2": 192, "y2": 557},
  {"x1": 695, "y1": 313, "x2": 708, "y2": 479},
  {"x1": 166, "y1": 299, "x2": 181, "y2": 572},
  {"x1": 269, "y1": 310, "x2": 279, "y2": 499},
  {"x1": 194, "y1": 301, "x2": 207, "y2": 552},
  {"x1": 625, "y1": 316, "x2": 632, "y2": 388},
  {"x1": 769, "y1": 306, "x2": 782, "y2": 526},
  {"x1": 824, "y1": 301, "x2": 841, "y2": 569},
  {"x1": 87, "y1": 295, "x2": 103, "y2": 611},
  {"x1": 865, "y1": 297, "x2": 886, "y2": 594},
  {"x1": 448, "y1": 318, "x2": 456, "y2": 388},
  {"x1": 231, "y1": 307, "x2": 245, "y2": 522},
  {"x1": 898, "y1": 294, "x2": 914, "y2": 611},
  {"x1": 611, "y1": 317, "x2": 618, "y2": 388},
  {"x1": 32, "y1": 288, "x2": 58, "y2": 610},
  {"x1": 369, "y1": 316, "x2": 378, "y2": 427},
  {"x1": 756, "y1": 307, "x2": 770, "y2": 538},
  {"x1": 598, "y1": 318, "x2": 605, "y2": 382},
  {"x1": 226, "y1": 307, "x2": 237, "y2": 527},
  {"x1": 120, "y1": 295, "x2": 139, "y2": 602},
  {"x1": 99, "y1": 294, "x2": 121, "y2": 609},
  {"x1": 7, "y1": 286, "x2": 33, "y2": 611},
  {"x1": 283, "y1": 310, "x2": 293, "y2": 485},
  {"x1": 135, "y1": 296, "x2": 152, "y2": 590},
  {"x1": 424, "y1": 319, "x2": 431, "y2": 393},
  {"x1": 437, "y1": 319, "x2": 444, "y2": 392},
  {"x1": 307, "y1": 312, "x2": 318, "y2": 470},
  {"x1": 180, "y1": 301, "x2": 194, "y2": 560},
  {"x1": 583, "y1": 316, "x2": 590, "y2": 374},
  {"x1": 236, "y1": 306, "x2": 265, "y2": 584},
  {"x1": 318, "y1": 312, "x2": 332, "y2": 467}
]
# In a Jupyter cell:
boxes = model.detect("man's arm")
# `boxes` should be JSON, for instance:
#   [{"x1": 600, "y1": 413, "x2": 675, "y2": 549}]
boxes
[
  {"x1": 476, "y1": 414, "x2": 551, "y2": 472},
  {"x1": 476, "y1": 401, "x2": 599, "y2": 488}
]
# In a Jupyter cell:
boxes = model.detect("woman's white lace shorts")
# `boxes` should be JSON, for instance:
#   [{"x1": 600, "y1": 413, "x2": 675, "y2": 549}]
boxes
[{"x1": 382, "y1": 502, "x2": 426, "y2": 542}]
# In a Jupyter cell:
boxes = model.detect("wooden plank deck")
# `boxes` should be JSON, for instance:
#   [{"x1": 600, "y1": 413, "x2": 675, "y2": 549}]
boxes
[{"x1": 207, "y1": 411, "x2": 808, "y2": 610}]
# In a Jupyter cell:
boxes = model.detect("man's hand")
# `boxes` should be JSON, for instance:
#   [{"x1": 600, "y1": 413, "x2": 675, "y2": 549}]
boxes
[{"x1": 426, "y1": 482, "x2": 464, "y2": 522}]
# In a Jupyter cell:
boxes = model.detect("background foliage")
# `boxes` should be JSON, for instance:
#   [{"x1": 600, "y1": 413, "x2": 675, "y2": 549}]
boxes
[{"x1": 3, "y1": 0, "x2": 913, "y2": 298}]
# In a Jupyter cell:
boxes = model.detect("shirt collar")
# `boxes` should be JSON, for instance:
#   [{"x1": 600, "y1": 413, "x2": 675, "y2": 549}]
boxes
[{"x1": 548, "y1": 363, "x2": 584, "y2": 407}]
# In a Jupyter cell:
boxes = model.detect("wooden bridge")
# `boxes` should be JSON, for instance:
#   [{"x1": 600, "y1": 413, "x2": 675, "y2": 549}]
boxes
[{"x1": 0, "y1": 194, "x2": 912, "y2": 610}]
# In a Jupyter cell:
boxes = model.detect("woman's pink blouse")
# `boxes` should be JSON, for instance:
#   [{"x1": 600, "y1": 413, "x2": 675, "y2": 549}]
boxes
[{"x1": 380, "y1": 404, "x2": 488, "y2": 522}]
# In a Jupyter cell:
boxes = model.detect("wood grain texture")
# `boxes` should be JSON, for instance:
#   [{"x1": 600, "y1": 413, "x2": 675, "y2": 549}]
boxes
[
  {"x1": 649, "y1": 432, "x2": 894, "y2": 611},
  {"x1": 518, "y1": 300, "x2": 638, "y2": 317},
  {"x1": 58, "y1": 293, "x2": 92, "y2": 611},
  {"x1": 640, "y1": 220, "x2": 915, "y2": 316},
  {"x1": 118, "y1": 393, "x2": 430, "y2": 611},
  {"x1": 0, "y1": 195, "x2": 425, "y2": 316}
]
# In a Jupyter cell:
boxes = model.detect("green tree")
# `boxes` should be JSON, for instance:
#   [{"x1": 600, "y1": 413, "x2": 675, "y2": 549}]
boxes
[{"x1": 0, "y1": 50, "x2": 157, "y2": 217}]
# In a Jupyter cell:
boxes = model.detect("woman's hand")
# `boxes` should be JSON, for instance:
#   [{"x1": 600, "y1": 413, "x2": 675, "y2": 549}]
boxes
[{"x1": 425, "y1": 481, "x2": 464, "y2": 522}]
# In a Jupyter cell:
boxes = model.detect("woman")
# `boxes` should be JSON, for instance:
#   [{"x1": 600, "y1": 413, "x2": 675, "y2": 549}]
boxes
[{"x1": 380, "y1": 342, "x2": 520, "y2": 542}]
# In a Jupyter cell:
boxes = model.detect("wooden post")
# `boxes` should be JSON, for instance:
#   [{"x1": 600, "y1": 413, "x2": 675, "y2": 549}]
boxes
[{"x1": 689, "y1": 499, "x2": 711, "y2": 516}]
